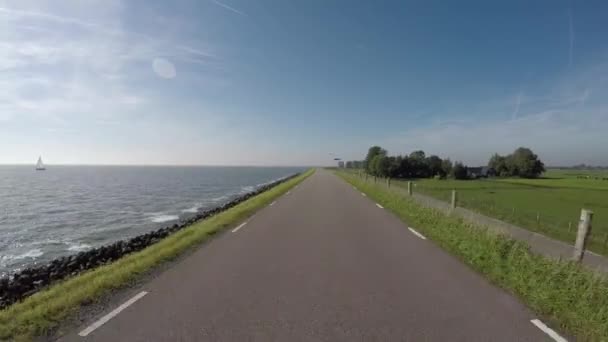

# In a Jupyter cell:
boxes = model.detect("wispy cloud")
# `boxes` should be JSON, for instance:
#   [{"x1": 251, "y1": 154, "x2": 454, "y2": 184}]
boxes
[
  {"x1": 211, "y1": 0, "x2": 246, "y2": 16},
  {"x1": 580, "y1": 88, "x2": 590, "y2": 107},
  {"x1": 0, "y1": 0, "x2": 219, "y2": 130},
  {"x1": 385, "y1": 60, "x2": 608, "y2": 166},
  {"x1": 0, "y1": 6, "x2": 99, "y2": 29},
  {"x1": 511, "y1": 91, "x2": 523, "y2": 120},
  {"x1": 568, "y1": 8, "x2": 574, "y2": 67},
  {"x1": 177, "y1": 45, "x2": 216, "y2": 59}
]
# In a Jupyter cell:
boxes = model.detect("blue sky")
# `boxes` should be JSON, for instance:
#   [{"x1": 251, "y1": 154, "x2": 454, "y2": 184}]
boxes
[{"x1": 1, "y1": 0, "x2": 607, "y2": 166}]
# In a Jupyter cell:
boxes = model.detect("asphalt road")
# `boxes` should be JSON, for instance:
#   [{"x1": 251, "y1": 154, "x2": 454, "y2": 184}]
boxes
[{"x1": 62, "y1": 169, "x2": 553, "y2": 341}]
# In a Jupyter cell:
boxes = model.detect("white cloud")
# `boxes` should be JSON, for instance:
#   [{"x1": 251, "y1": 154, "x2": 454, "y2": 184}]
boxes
[
  {"x1": 0, "y1": 0, "x2": 217, "y2": 128},
  {"x1": 384, "y1": 61, "x2": 608, "y2": 166}
]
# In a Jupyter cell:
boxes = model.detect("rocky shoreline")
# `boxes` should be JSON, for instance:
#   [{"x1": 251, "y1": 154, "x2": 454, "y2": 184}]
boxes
[{"x1": 0, "y1": 173, "x2": 299, "y2": 310}]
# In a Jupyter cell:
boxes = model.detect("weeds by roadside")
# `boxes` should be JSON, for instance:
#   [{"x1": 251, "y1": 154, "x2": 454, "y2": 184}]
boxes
[{"x1": 337, "y1": 171, "x2": 608, "y2": 341}]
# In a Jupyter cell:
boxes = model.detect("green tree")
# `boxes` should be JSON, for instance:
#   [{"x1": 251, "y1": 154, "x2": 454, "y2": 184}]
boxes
[
  {"x1": 398, "y1": 156, "x2": 412, "y2": 178},
  {"x1": 510, "y1": 147, "x2": 545, "y2": 178},
  {"x1": 377, "y1": 155, "x2": 391, "y2": 177},
  {"x1": 388, "y1": 155, "x2": 403, "y2": 178},
  {"x1": 440, "y1": 158, "x2": 453, "y2": 178},
  {"x1": 488, "y1": 153, "x2": 509, "y2": 176},
  {"x1": 426, "y1": 155, "x2": 443, "y2": 177},
  {"x1": 369, "y1": 155, "x2": 379, "y2": 176},
  {"x1": 487, "y1": 147, "x2": 545, "y2": 178},
  {"x1": 369, "y1": 154, "x2": 388, "y2": 176},
  {"x1": 364, "y1": 146, "x2": 387, "y2": 174},
  {"x1": 452, "y1": 162, "x2": 468, "y2": 180},
  {"x1": 409, "y1": 150, "x2": 430, "y2": 177}
]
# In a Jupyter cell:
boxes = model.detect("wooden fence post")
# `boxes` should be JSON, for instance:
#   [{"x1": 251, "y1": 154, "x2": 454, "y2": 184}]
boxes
[
  {"x1": 451, "y1": 190, "x2": 457, "y2": 210},
  {"x1": 572, "y1": 209, "x2": 593, "y2": 262},
  {"x1": 407, "y1": 181, "x2": 412, "y2": 196}
]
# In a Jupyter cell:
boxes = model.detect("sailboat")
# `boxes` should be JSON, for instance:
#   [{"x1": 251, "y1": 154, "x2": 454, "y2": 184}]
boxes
[{"x1": 35, "y1": 156, "x2": 46, "y2": 171}]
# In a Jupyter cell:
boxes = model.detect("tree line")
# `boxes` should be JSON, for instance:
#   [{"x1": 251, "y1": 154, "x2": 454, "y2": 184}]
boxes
[
  {"x1": 345, "y1": 146, "x2": 545, "y2": 179},
  {"x1": 487, "y1": 148, "x2": 545, "y2": 178}
]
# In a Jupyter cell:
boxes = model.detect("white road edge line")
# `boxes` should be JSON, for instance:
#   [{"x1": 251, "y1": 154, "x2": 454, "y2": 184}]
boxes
[
  {"x1": 231, "y1": 222, "x2": 247, "y2": 233},
  {"x1": 531, "y1": 319, "x2": 568, "y2": 342},
  {"x1": 361, "y1": 192, "x2": 367, "y2": 197},
  {"x1": 408, "y1": 227, "x2": 427, "y2": 240},
  {"x1": 376, "y1": 203, "x2": 384, "y2": 209},
  {"x1": 270, "y1": 201, "x2": 276, "y2": 206},
  {"x1": 79, "y1": 291, "x2": 148, "y2": 337}
]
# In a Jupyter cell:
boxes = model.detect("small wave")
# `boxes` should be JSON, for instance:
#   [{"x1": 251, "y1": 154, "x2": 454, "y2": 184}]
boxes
[
  {"x1": 181, "y1": 203, "x2": 202, "y2": 213},
  {"x1": 240, "y1": 185, "x2": 255, "y2": 193},
  {"x1": 150, "y1": 214, "x2": 179, "y2": 223},
  {"x1": 211, "y1": 195, "x2": 229, "y2": 203},
  {"x1": 0, "y1": 249, "x2": 44, "y2": 262},
  {"x1": 67, "y1": 243, "x2": 92, "y2": 252},
  {"x1": 32, "y1": 239, "x2": 63, "y2": 246},
  {"x1": 254, "y1": 176, "x2": 286, "y2": 189}
]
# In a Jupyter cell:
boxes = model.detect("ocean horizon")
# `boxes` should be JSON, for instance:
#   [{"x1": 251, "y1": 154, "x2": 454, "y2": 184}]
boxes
[{"x1": 0, "y1": 165, "x2": 304, "y2": 276}]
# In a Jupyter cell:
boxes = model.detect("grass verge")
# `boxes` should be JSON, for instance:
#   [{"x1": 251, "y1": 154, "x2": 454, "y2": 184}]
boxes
[
  {"x1": 0, "y1": 169, "x2": 314, "y2": 341},
  {"x1": 336, "y1": 171, "x2": 608, "y2": 341},
  {"x1": 393, "y1": 176, "x2": 608, "y2": 255}
]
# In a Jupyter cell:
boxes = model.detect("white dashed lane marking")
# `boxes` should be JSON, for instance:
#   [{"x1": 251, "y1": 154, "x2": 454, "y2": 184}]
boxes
[
  {"x1": 231, "y1": 222, "x2": 247, "y2": 233},
  {"x1": 530, "y1": 319, "x2": 567, "y2": 342},
  {"x1": 408, "y1": 227, "x2": 427, "y2": 240},
  {"x1": 79, "y1": 291, "x2": 148, "y2": 337}
]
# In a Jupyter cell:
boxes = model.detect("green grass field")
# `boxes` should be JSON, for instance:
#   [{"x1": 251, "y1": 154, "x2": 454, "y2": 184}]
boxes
[
  {"x1": 336, "y1": 171, "x2": 608, "y2": 341},
  {"x1": 0, "y1": 169, "x2": 313, "y2": 341},
  {"x1": 390, "y1": 169, "x2": 608, "y2": 254}
]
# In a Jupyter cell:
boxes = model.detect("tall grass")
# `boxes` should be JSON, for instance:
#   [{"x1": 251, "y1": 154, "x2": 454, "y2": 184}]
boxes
[
  {"x1": 337, "y1": 171, "x2": 608, "y2": 341},
  {"x1": 0, "y1": 169, "x2": 314, "y2": 341}
]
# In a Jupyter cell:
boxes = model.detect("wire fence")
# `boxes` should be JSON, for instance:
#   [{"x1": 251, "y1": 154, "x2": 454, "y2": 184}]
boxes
[
  {"x1": 406, "y1": 180, "x2": 608, "y2": 255},
  {"x1": 341, "y1": 169, "x2": 608, "y2": 256}
]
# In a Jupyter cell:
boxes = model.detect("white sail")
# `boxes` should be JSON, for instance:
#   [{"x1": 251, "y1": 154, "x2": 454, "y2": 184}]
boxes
[{"x1": 36, "y1": 156, "x2": 46, "y2": 170}]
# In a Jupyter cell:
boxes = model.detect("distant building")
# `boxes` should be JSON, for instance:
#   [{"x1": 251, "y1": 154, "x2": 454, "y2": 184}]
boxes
[
  {"x1": 338, "y1": 161, "x2": 345, "y2": 168},
  {"x1": 467, "y1": 166, "x2": 496, "y2": 179}
]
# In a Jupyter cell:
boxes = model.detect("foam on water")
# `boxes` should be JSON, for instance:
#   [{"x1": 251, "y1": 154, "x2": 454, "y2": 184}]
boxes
[
  {"x1": 67, "y1": 243, "x2": 92, "y2": 252},
  {"x1": 181, "y1": 204, "x2": 202, "y2": 213},
  {"x1": 150, "y1": 214, "x2": 179, "y2": 223},
  {"x1": 211, "y1": 195, "x2": 229, "y2": 202},
  {"x1": 1, "y1": 249, "x2": 44, "y2": 262},
  {"x1": 240, "y1": 185, "x2": 255, "y2": 193}
]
